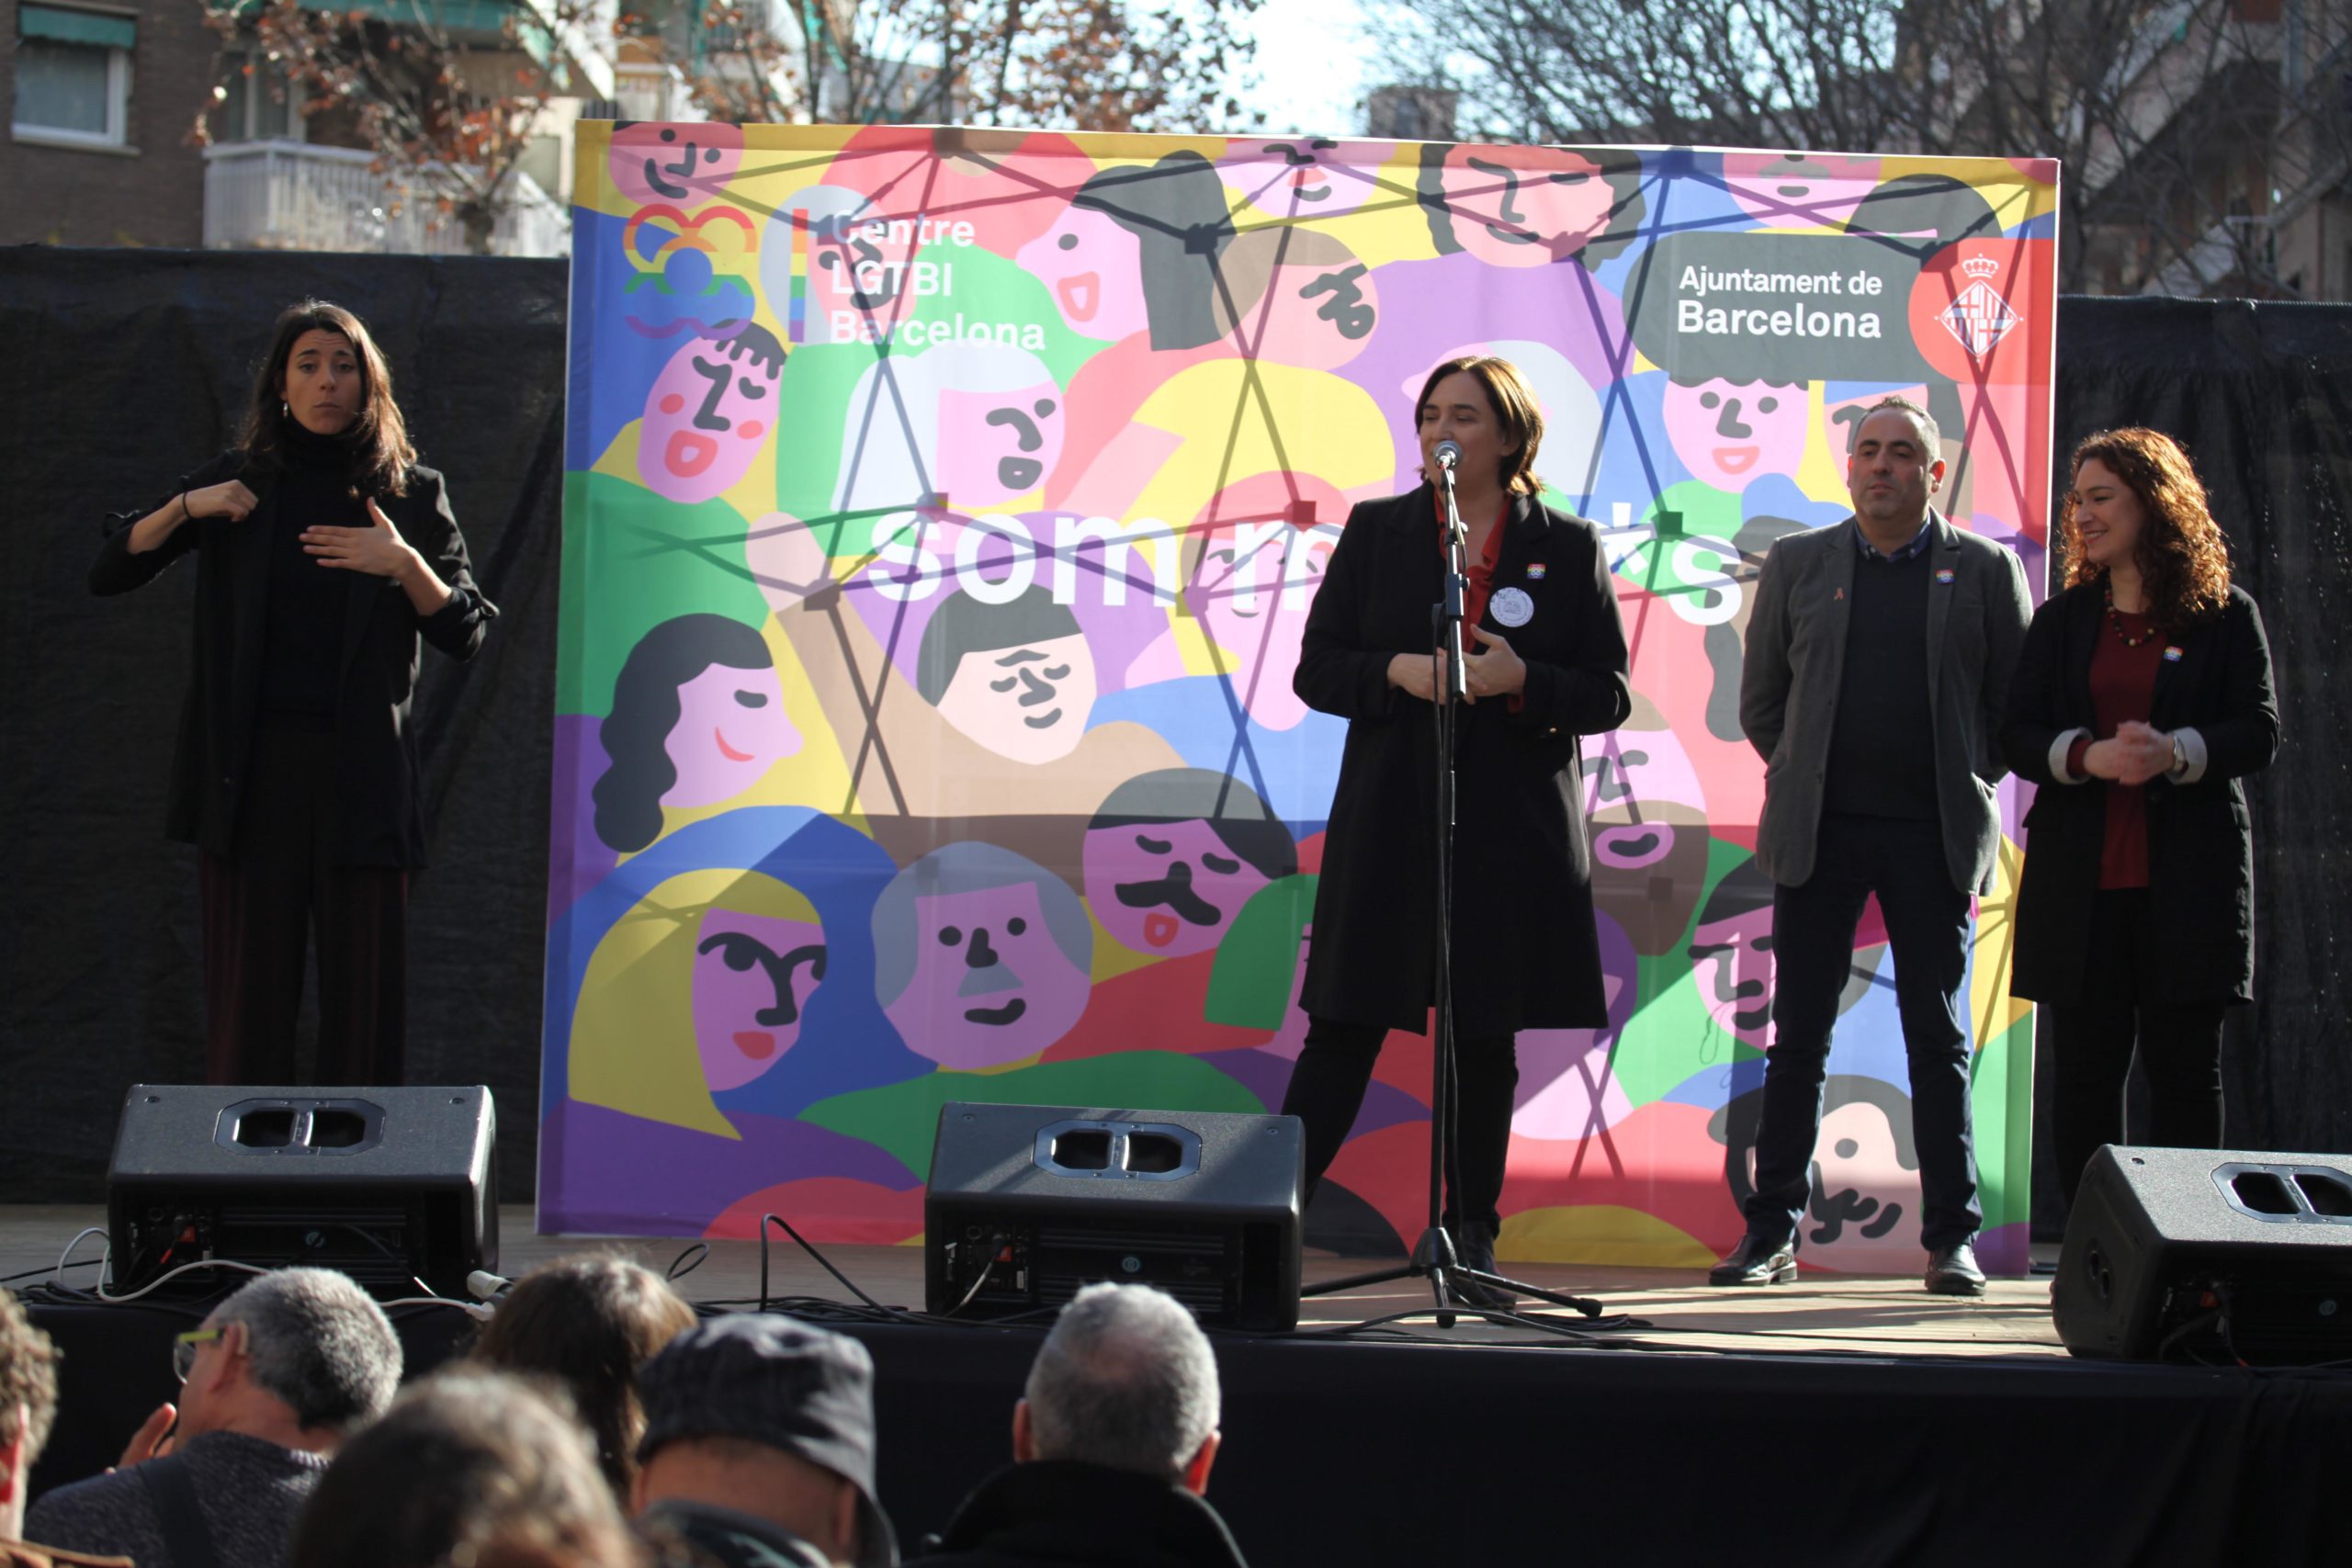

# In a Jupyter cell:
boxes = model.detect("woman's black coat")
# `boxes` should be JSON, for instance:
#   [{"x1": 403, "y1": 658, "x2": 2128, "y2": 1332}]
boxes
[
  {"x1": 1295, "y1": 483, "x2": 1632, "y2": 1034},
  {"x1": 89, "y1": 449, "x2": 496, "y2": 869},
  {"x1": 1998, "y1": 579, "x2": 2278, "y2": 1005}
]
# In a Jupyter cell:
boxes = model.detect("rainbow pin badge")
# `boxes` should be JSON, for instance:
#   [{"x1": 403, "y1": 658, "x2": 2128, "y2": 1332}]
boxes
[
  {"x1": 2164, "y1": 645, "x2": 2185, "y2": 661},
  {"x1": 1525, "y1": 562, "x2": 1548, "y2": 581},
  {"x1": 1935, "y1": 568, "x2": 1957, "y2": 584}
]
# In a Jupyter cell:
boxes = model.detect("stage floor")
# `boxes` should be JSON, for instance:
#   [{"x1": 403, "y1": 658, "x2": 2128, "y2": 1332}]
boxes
[{"x1": 3, "y1": 1204, "x2": 2064, "y2": 1359}]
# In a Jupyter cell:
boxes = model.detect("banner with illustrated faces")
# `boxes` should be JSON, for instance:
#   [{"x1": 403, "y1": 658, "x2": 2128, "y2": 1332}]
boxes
[{"x1": 546, "y1": 124, "x2": 2058, "y2": 1272}]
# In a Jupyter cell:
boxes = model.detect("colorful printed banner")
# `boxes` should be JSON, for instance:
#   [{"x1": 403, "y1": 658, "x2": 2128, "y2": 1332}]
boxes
[{"x1": 547, "y1": 126, "x2": 2058, "y2": 1273}]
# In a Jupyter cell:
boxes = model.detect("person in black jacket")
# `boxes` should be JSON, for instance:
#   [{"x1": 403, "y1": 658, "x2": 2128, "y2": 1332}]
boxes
[
  {"x1": 1274, "y1": 355, "x2": 1633, "y2": 1305},
  {"x1": 88, "y1": 299, "x2": 496, "y2": 1085},
  {"x1": 904, "y1": 1283, "x2": 1246, "y2": 1568},
  {"x1": 2001, "y1": 428, "x2": 2278, "y2": 1205}
]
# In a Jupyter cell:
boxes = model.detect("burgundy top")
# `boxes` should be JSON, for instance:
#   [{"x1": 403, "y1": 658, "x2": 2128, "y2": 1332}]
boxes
[
  {"x1": 1434, "y1": 492, "x2": 1519, "y2": 708},
  {"x1": 2064, "y1": 606, "x2": 2163, "y2": 889}
]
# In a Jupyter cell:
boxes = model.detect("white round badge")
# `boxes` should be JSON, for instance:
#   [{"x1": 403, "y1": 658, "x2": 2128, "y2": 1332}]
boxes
[{"x1": 1490, "y1": 586, "x2": 1534, "y2": 628}]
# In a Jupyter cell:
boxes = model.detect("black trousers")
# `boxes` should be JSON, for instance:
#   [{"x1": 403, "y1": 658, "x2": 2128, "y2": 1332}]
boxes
[
  {"x1": 1279, "y1": 1016, "x2": 1518, "y2": 1237},
  {"x1": 1743, "y1": 815, "x2": 1982, "y2": 1252},
  {"x1": 199, "y1": 727, "x2": 409, "y2": 1085},
  {"x1": 2048, "y1": 888, "x2": 2229, "y2": 1207}
]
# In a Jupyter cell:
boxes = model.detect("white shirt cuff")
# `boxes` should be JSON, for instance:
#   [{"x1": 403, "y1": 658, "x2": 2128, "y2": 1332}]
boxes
[
  {"x1": 2169, "y1": 726, "x2": 2210, "y2": 784},
  {"x1": 2049, "y1": 728, "x2": 2092, "y2": 784}
]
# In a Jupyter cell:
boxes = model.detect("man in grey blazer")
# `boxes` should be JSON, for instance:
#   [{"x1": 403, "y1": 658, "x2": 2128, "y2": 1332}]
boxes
[{"x1": 1711, "y1": 398, "x2": 2031, "y2": 1295}]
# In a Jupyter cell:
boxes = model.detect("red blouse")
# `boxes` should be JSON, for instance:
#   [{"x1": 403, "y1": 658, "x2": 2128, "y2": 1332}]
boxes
[{"x1": 2064, "y1": 608, "x2": 2163, "y2": 889}]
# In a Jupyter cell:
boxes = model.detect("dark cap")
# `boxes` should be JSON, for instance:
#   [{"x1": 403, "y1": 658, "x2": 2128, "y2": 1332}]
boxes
[{"x1": 638, "y1": 1314, "x2": 897, "y2": 1567}]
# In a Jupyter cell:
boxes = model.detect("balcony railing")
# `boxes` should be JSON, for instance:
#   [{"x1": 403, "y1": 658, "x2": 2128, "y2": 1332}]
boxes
[{"x1": 203, "y1": 140, "x2": 569, "y2": 257}]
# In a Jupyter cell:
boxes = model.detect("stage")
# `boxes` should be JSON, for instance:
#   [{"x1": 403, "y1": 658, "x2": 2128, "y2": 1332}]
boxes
[{"x1": 10, "y1": 1206, "x2": 2345, "y2": 1567}]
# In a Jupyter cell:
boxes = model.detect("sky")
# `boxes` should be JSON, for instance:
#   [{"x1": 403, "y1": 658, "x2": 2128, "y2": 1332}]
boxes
[{"x1": 1226, "y1": 0, "x2": 1378, "y2": 139}]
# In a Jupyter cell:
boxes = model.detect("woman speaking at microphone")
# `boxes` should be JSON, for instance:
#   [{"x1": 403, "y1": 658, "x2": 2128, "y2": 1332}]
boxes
[
  {"x1": 1277, "y1": 355, "x2": 1632, "y2": 1304},
  {"x1": 90, "y1": 299, "x2": 496, "y2": 1086}
]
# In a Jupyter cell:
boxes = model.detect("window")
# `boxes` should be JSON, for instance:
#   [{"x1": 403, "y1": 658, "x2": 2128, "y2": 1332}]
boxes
[
  {"x1": 13, "y1": 3, "x2": 134, "y2": 148},
  {"x1": 220, "y1": 50, "x2": 300, "y2": 142}
]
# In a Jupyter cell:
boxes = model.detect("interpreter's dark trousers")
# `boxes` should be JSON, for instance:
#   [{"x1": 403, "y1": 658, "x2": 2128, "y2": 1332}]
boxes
[
  {"x1": 1280, "y1": 1016, "x2": 1519, "y2": 1237},
  {"x1": 1743, "y1": 814, "x2": 1982, "y2": 1253},
  {"x1": 2049, "y1": 888, "x2": 2229, "y2": 1207},
  {"x1": 200, "y1": 727, "x2": 409, "y2": 1086}
]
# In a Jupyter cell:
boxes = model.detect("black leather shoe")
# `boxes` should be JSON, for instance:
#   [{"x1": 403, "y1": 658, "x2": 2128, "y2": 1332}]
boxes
[
  {"x1": 1707, "y1": 1231, "x2": 1798, "y2": 1286},
  {"x1": 1448, "y1": 1225, "x2": 1517, "y2": 1311},
  {"x1": 1925, "y1": 1240, "x2": 1987, "y2": 1296}
]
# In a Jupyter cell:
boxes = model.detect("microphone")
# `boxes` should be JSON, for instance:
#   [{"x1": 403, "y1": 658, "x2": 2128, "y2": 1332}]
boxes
[{"x1": 1433, "y1": 439, "x2": 1462, "y2": 474}]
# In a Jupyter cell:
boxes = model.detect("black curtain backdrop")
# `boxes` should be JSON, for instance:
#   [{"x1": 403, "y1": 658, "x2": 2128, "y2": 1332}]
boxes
[
  {"x1": 2037, "y1": 297, "x2": 2352, "y2": 1237},
  {"x1": 6, "y1": 254, "x2": 2346, "y2": 1235},
  {"x1": 0, "y1": 249, "x2": 567, "y2": 1206}
]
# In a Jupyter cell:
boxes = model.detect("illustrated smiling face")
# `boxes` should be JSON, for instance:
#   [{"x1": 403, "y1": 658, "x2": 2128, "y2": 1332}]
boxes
[
  {"x1": 1017, "y1": 206, "x2": 1149, "y2": 340},
  {"x1": 663, "y1": 660, "x2": 797, "y2": 808},
  {"x1": 1664, "y1": 378, "x2": 1807, "y2": 490},
  {"x1": 886, "y1": 881, "x2": 1091, "y2": 1069},
  {"x1": 692, "y1": 906, "x2": 825, "y2": 1092},
  {"x1": 609, "y1": 121, "x2": 744, "y2": 207},
  {"x1": 1083, "y1": 817, "x2": 1275, "y2": 958}
]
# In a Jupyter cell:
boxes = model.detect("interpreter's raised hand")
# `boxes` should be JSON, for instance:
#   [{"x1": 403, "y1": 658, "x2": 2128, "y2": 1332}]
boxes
[
  {"x1": 745, "y1": 513, "x2": 842, "y2": 611},
  {"x1": 2110, "y1": 720, "x2": 2176, "y2": 786},
  {"x1": 304, "y1": 497, "x2": 422, "y2": 580},
  {"x1": 1387, "y1": 649, "x2": 1460, "y2": 703},
  {"x1": 113, "y1": 1400, "x2": 177, "y2": 1471},
  {"x1": 185, "y1": 479, "x2": 258, "y2": 522},
  {"x1": 1464, "y1": 626, "x2": 1526, "y2": 699}
]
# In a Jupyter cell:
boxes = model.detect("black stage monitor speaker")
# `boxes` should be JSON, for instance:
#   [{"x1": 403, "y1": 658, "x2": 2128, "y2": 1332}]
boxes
[
  {"x1": 2054, "y1": 1145, "x2": 2352, "y2": 1363},
  {"x1": 924, "y1": 1102, "x2": 1304, "y2": 1330},
  {"x1": 107, "y1": 1084, "x2": 498, "y2": 1301}
]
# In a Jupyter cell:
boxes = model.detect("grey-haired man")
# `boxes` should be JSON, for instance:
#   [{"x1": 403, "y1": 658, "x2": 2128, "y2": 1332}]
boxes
[
  {"x1": 28, "y1": 1268, "x2": 401, "y2": 1568},
  {"x1": 905, "y1": 1283, "x2": 1248, "y2": 1568}
]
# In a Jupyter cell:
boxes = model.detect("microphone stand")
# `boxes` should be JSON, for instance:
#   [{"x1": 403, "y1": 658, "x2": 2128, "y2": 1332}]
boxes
[{"x1": 1303, "y1": 456, "x2": 1603, "y2": 1325}]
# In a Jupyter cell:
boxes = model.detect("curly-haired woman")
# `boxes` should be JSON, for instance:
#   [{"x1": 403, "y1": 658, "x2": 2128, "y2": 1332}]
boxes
[{"x1": 2001, "y1": 429, "x2": 2278, "y2": 1204}]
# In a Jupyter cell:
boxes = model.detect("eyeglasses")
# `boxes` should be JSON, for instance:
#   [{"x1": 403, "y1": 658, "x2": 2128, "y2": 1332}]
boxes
[{"x1": 172, "y1": 1327, "x2": 226, "y2": 1384}]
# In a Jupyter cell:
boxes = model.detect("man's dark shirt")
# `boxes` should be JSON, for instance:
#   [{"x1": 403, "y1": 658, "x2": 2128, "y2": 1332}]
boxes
[
  {"x1": 903, "y1": 1461, "x2": 1249, "y2": 1568},
  {"x1": 1821, "y1": 520, "x2": 1939, "y2": 821}
]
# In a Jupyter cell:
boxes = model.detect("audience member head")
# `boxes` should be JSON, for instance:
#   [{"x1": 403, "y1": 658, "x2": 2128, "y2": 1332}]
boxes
[
  {"x1": 633, "y1": 1314, "x2": 894, "y2": 1568},
  {"x1": 180, "y1": 1268, "x2": 402, "y2": 1451},
  {"x1": 0, "y1": 1288, "x2": 61, "y2": 1542},
  {"x1": 471, "y1": 1256, "x2": 697, "y2": 1500},
  {"x1": 1015, "y1": 1284, "x2": 1221, "y2": 1496},
  {"x1": 288, "y1": 1365, "x2": 640, "y2": 1568}
]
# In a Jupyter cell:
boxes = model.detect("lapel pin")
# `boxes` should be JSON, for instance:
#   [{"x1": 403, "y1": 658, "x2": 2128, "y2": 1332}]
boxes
[
  {"x1": 1935, "y1": 568, "x2": 1957, "y2": 584},
  {"x1": 2164, "y1": 645, "x2": 2184, "y2": 661},
  {"x1": 1833, "y1": 587, "x2": 1845, "y2": 601},
  {"x1": 1525, "y1": 562, "x2": 1547, "y2": 581}
]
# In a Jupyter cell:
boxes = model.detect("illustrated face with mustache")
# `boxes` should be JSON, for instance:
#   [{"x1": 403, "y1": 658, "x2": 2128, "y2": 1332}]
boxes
[
  {"x1": 887, "y1": 883, "x2": 1091, "y2": 1069},
  {"x1": 933, "y1": 633, "x2": 1098, "y2": 765},
  {"x1": 1083, "y1": 818, "x2": 1273, "y2": 959},
  {"x1": 1687, "y1": 906, "x2": 1775, "y2": 1046},
  {"x1": 1802, "y1": 1100, "x2": 1922, "y2": 1263},
  {"x1": 692, "y1": 908, "x2": 826, "y2": 1092}
]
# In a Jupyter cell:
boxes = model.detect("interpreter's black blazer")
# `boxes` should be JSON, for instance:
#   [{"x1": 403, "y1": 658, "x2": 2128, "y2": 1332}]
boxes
[
  {"x1": 1295, "y1": 484, "x2": 1633, "y2": 1034},
  {"x1": 89, "y1": 449, "x2": 496, "y2": 868},
  {"x1": 1999, "y1": 579, "x2": 2278, "y2": 1004}
]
